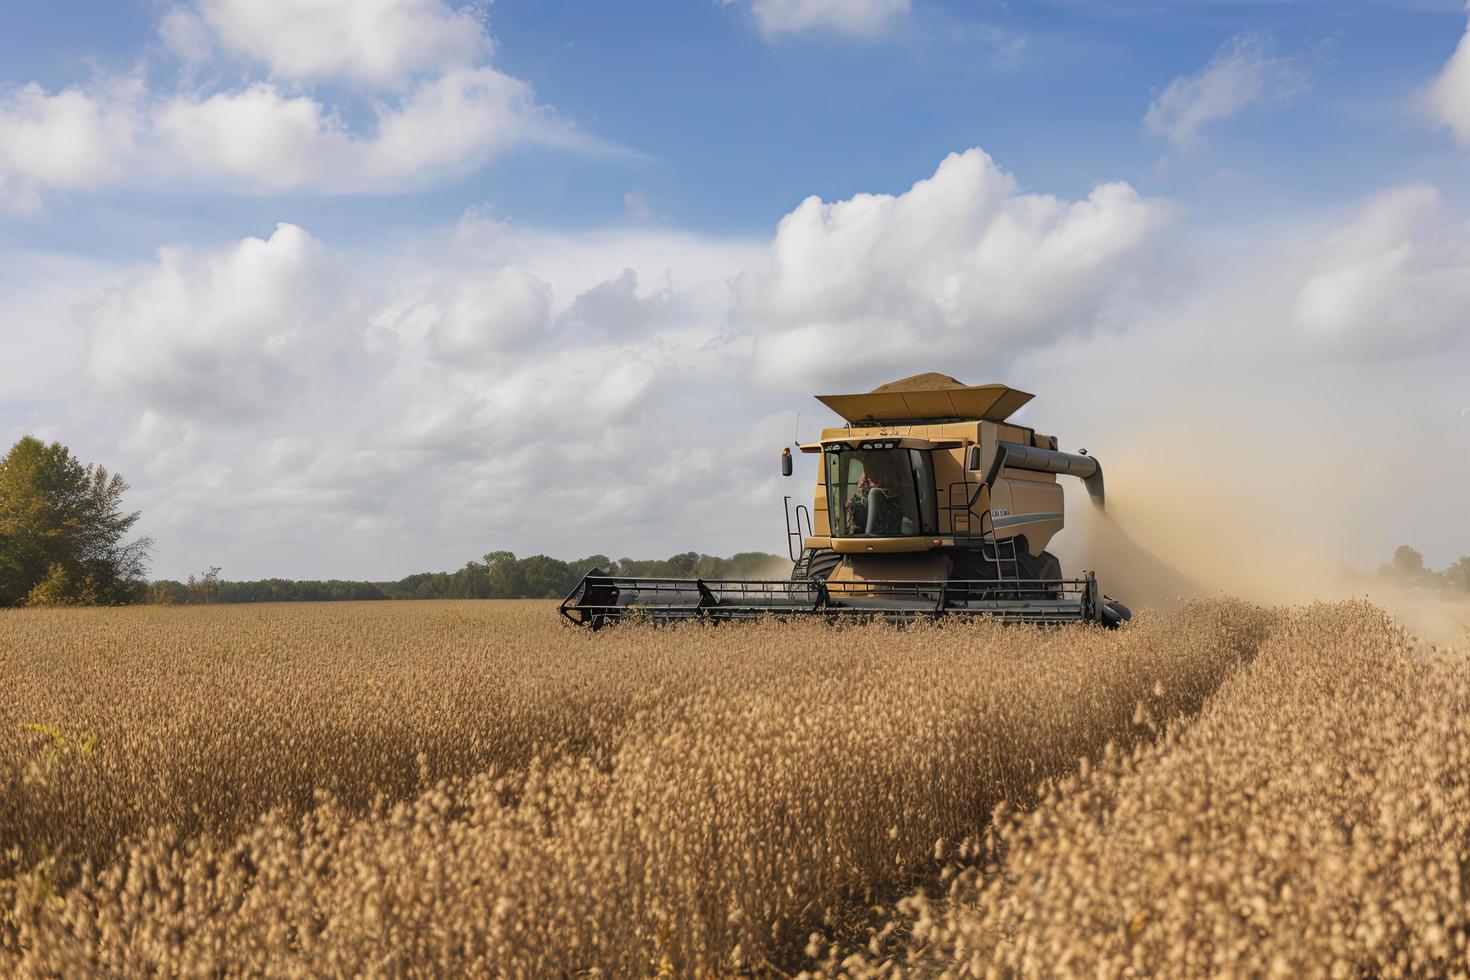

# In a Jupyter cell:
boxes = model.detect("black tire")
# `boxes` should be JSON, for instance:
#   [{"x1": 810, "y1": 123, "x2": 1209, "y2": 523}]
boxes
[
  {"x1": 1027, "y1": 550, "x2": 1063, "y2": 581},
  {"x1": 794, "y1": 547, "x2": 841, "y2": 582}
]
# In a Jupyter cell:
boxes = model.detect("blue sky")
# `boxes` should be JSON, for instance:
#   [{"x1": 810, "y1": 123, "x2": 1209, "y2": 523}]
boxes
[
  {"x1": 4, "y1": 0, "x2": 1466, "y2": 248},
  {"x1": 2, "y1": 0, "x2": 1468, "y2": 589}
]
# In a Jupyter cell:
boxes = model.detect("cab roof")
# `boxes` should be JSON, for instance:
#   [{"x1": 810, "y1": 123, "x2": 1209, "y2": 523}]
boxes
[{"x1": 815, "y1": 373, "x2": 1034, "y2": 425}]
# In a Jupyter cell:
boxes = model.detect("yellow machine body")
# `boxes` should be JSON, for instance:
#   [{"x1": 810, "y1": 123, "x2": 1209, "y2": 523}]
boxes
[
  {"x1": 559, "y1": 372, "x2": 1128, "y2": 629},
  {"x1": 794, "y1": 373, "x2": 1089, "y2": 586}
]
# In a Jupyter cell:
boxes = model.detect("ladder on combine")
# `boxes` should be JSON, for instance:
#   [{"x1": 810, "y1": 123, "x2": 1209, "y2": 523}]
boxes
[
  {"x1": 946, "y1": 478, "x2": 1022, "y2": 581},
  {"x1": 981, "y1": 524, "x2": 1022, "y2": 581}
]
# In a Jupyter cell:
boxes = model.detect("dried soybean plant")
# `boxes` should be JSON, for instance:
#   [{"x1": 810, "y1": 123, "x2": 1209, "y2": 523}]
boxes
[
  {"x1": 829, "y1": 602, "x2": 1470, "y2": 978},
  {"x1": 2, "y1": 598, "x2": 1268, "y2": 975},
  {"x1": 1, "y1": 601, "x2": 688, "y2": 881}
]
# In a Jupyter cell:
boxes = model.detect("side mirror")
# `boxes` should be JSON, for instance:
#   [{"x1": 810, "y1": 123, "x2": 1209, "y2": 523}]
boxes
[{"x1": 781, "y1": 447, "x2": 793, "y2": 477}]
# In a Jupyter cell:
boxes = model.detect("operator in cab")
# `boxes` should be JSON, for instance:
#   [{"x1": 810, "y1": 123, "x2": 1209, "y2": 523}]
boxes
[{"x1": 843, "y1": 452, "x2": 910, "y2": 536}]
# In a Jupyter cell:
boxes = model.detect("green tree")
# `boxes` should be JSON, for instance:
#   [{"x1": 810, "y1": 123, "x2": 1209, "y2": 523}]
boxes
[
  {"x1": 147, "y1": 580, "x2": 188, "y2": 604},
  {"x1": 185, "y1": 566, "x2": 222, "y2": 604},
  {"x1": 25, "y1": 563, "x2": 96, "y2": 606},
  {"x1": 519, "y1": 555, "x2": 576, "y2": 598},
  {"x1": 0, "y1": 437, "x2": 151, "y2": 606},
  {"x1": 666, "y1": 551, "x2": 699, "y2": 577},
  {"x1": 485, "y1": 551, "x2": 528, "y2": 599},
  {"x1": 573, "y1": 554, "x2": 612, "y2": 576}
]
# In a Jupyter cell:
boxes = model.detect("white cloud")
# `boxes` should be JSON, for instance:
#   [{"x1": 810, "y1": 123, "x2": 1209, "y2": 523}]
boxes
[
  {"x1": 88, "y1": 223, "x2": 357, "y2": 415},
  {"x1": 156, "y1": 67, "x2": 577, "y2": 191},
  {"x1": 0, "y1": 0, "x2": 593, "y2": 211},
  {"x1": 15, "y1": 150, "x2": 1470, "y2": 585},
  {"x1": 740, "y1": 149, "x2": 1170, "y2": 387},
  {"x1": 151, "y1": 85, "x2": 358, "y2": 190},
  {"x1": 0, "y1": 80, "x2": 142, "y2": 213},
  {"x1": 746, "y1": 0, "x2": 910, "y2": 39},
  {"x1": 1294, "y1": 185, "x2": 1470, "y2": 357},
  {"x1": 0, "y1": 249, "x2": 139, "y2": 401},
  {"x1": 0, "y1": 68, "x2": 583, "y2": 210},
  {"x1": 22, "y1": 147, "x2": 1170, "y2": 576},
  {"x1": 428, "y1": 267, "x2": 554, "y2": 362},
  {"x1": 1144, "y1": 33, "x2": 1301, "y2": 147},
  {"x1": 554, "y1": 268, "x2": 689, "y2": 342},
  {"x1": 362, "y1": 67, "x2": 578, "y2": 179},
  {"x1": 192, "y1": 0, "x2": 490, "y2": 88},
  {"x1": 1006, "y1": 187, "x2": 1470, "y2": 594},
  {"x1": 1429, "y1": 13, "x2": 1470, "y2": 145},
  {"x1": 56, "y1": 213, "x2": 765, "y2": 577},
  {"x1": 157, "y1": 7, "x2": 215, "y2": 66}
]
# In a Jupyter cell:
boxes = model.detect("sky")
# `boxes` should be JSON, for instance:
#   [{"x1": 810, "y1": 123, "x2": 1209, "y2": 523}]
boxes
[{"x1": 1, "y1": 0, "x2": 1468, "y2": 582}]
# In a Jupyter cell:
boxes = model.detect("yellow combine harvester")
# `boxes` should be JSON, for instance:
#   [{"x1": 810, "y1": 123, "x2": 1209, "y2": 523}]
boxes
[{"x1": 560, "y1": 373, "x2": 1131, "y2": 627}]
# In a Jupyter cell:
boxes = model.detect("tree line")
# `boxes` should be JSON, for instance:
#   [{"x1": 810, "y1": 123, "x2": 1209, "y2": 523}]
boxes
[
  {"x1": 0, "y1": 436, "x2": 784, "y2": 607},
  {"x1": 1377, "y1": 545, "x2": 1470, "y2": 593},
  {"x1": 148, "y1": 551, "x2": 786, "y2": 604},
  {"x1": 7, "y1": 435, "x2": 1468, "y2": 607},
  {"x1": 146, "y1": 544, "x2": 1470, "y2": 605}
]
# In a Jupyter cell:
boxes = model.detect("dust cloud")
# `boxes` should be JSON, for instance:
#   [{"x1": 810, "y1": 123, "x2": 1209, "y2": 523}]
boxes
[
  {"x1": 1051, "y1": 432, "x2": 1470, "y2": 643},
  {"x1": 1056, "y1": 437, "x2": 1341, "y2": 608},
  {"x1": 755, "y1": 554, "x2": 799, "y2": 579}
]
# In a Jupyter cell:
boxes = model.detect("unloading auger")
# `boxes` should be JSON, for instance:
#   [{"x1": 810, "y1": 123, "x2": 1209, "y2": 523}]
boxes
[{"x1": 559, "y1": 373, "x2": 1131, "y2": 628}]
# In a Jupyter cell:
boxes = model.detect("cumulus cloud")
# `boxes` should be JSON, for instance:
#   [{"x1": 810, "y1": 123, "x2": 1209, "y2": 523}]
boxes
[
  {"x1": 1293, "y1": 185, "x2": 1470, "y2": 357},
  {"x1": 744, "y1": 0, "x2": 910, "y2": 39},
  {"x1": 1144, "y1": 34, "x2": 1301, "y2": 147},
  {"x1": 20, "y1": 147, "x2": 1171, "y2": 575},
  {"x1": 0, "y1": 0, "x2": 590, "y2": 211},
  {"x1": 164, "y1": 68, "x2": 576, "y2": 189},
  {"x1": 427, "y1": 267, "x2": 554, "y2": 362},
  {"x1": 1009, "y1": 185, "x2": 1470, "y2": 589},
  {"x1": 0, "y1": 68, "x2": 583, "y2": 210},
  {"x1": 1429, "y1": 13, "x2": 1470, "y2": 146},
  {"x1": 88, "y1": 224, "x2": 357, "y2": 416},
  {"x1": 16, "y1": 149, "x2": 1470, "y2": 582},
  {"x1": 740, "y1": 149, "x2": 1170, "y2": 386},
  {"x1": 0, "y1": 80, "x2": 142, "y2": 212},
  {"x1": 54, "y1": 214, "x2": 764, "y2": 576},
  {"x1": 191, "y1": 0, "x2": 490, "y2": 88}
]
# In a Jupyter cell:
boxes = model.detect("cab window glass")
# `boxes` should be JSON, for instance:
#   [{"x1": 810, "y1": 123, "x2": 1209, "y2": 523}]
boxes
[{"x1": 825, "y1": 448, "x2": 935, "y2": 536}]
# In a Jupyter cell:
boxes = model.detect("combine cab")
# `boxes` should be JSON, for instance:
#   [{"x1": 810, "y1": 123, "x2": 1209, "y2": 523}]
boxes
[{"x1": 560, "y1": 373, "x2": 1130, "y2": 628}]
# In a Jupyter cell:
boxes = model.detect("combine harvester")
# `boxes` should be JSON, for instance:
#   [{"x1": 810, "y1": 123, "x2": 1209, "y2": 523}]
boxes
[{"x1": 560, "y1": 373, "x2": 1130, "y2": 628}]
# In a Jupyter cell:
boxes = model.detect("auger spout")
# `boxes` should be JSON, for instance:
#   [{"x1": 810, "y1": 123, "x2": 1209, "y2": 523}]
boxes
[{"x1": 991, "y1": 441, "x2": 1105, "y2": 507}]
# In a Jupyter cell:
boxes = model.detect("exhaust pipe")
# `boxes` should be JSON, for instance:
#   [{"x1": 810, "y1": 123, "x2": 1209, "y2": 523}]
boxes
[{"x1": 990, "y1": 441, "x2": 1105, "y2": 506}]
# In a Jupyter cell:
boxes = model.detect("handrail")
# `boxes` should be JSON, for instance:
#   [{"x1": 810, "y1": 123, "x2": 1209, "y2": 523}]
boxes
[
  {"x1": 941, "y1": 478, "x2": 996, "y2": 542},
  {"x1": 783, "y1": 495, "x2": 814, "y2": 562}
]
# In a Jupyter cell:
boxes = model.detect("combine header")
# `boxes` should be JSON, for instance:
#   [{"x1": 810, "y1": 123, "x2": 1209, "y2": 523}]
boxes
[{"x1": 560, "y1": 373, "x2": 1130, "y2": 628}]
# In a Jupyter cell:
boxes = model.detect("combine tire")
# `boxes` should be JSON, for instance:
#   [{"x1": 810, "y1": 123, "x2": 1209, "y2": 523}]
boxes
[
  {"x1": 794, "y1": 547, "x2": 841, "y2": 582},
  {"x1": 1028, "y1": 550, "x2": 1063, "y2": 581}
]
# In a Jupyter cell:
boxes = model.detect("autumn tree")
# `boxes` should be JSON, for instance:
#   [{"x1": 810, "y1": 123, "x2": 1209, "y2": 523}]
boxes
[{"x1": 0, "y1": 437, "x2": 152, "y2": 606}]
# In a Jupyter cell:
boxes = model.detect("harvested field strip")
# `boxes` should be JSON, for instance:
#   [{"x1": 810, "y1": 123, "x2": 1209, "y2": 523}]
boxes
[
  {"x1": 846, "y1": 602, "x2": 1470, "y2": 977},
  {"x1": 2, "y1": 600, "x2": 1268, "y2": 975}
]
